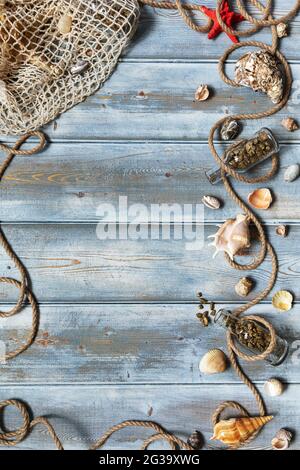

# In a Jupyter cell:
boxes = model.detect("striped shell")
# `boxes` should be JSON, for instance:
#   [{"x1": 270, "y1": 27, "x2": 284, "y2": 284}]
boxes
[
  {"x1": 272, "y1": 290, "x2": 293, "y2": 312},
  {"x1": 210, "y1": 416, "x2": 273, "y2": 446}
]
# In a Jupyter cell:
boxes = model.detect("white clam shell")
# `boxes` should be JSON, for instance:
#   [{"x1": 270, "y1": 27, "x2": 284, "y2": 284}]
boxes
[
  {"x1": 202, "y1": 195, "x2": 221, "y2": 210},
  {"x1": 284, "y1": 164, "x2": 300, "y2": 182},
  {"x1": 272, "y1": 290, "x2": 293, "y2": 312},
  {"x1": 264, "y1": 378, "x2": 284, "y2": 397},
  {"x1": 199, "y1": 349, "x2": 227, "y2": 375}
]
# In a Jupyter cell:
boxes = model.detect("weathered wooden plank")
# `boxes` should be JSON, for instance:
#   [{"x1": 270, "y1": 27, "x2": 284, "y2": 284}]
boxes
[
  {"x1": 129, "y1": 2, "x2": 300, "y2": 61},
  {"x1": 0, "y1": 303, "x2": 298, "y2": 385},
  {"x1": 1, "y1": 142, "x2": 299, "y2": 222},
  {"x1": 0, "y1": 223, "x2": 299, "y2": 303},
  {"x1": 0, "y1": 384, "x2": 298, "y2": 450},
  {"x1": 1, "y1": 61, "x2": 299, "y2": 142}
]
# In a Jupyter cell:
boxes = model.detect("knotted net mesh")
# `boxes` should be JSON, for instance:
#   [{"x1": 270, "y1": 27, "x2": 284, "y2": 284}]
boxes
[{"x1": 0, "y1": 0, "x2": 140, "y2": 134}]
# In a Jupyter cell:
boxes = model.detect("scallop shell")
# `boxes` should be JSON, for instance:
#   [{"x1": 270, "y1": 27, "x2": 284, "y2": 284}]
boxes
[
  {"x1": 248, "y1": 188, "x2": 272, "y2": 210},
  {"x1": 208, "y1": 214, "x2": 251, "y2": 260},
  {"x1": 220, "y1": 119, "x2": 240, "y2": 141},
  {"x1": 264, "y1": 378, "x2": 284, "y2": 397},
  {"x1": 58, "y1": 14, "x2": 72, "y2": 35},
  {"x1": 195, "y1": 84, "x2": 210, "y2": 101},
  {"x1": 272, "y1": 290, "x2": 293, "y2": 312},
  {"x1": 210, "y1": 416, "x2": 273, "y2": 446},
  {"x1": 202, "y1": 195, "x2": 221, "y2": 210},
  {"x1": 284, "y1": 164, "x2": 300, "y2": 182},
  {"x1": 199, "y1": 349, "x2": 227, "y2": 375},
  {"x1": 235, "y1": 50, "x2": 283, "y2": 104},
  {"x1": 235, "y1": 277, "x2": 253, "y2": 297}
]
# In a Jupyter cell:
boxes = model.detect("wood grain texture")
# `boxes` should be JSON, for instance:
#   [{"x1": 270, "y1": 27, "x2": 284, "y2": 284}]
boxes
[
  {"x1": 1, "y1": 61, "x2": 300, "y2": 142},
  {"x1": 1, "y1": 142, "x2": 299, "y2": 222},
  {"x1": 130, "y1": 2, "x2": 300, "y2": 60},
  {"x1": 0, "y1": 223, "x2": 298, "y2": 303},
  {"x1": 0, "y1": 384, "x2": 298, "y2": 450},
  {"x1": 0, "y1": 304, "x2": 299, "y2": 385}
]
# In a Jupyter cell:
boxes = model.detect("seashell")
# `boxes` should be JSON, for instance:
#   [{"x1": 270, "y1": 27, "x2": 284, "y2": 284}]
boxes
[
  {"x1": 271, "y1": 428, "x2": 293, "y2": 450},
  {"x1": 199, "y1": 349, "x2": 227, "y2": 375},
  {"x1": 276, "y1": 225, "x2": 288, "y2": 237},
  {"x1": 235, "y1": 50, "x2": 283, "y2": 104},
  {"x1": 208, "y1": 214, "x2": 251, "y2": 260},
  {"x1": 70, "y1": 60, "x2": 90, "y2": 76},
  {"x1": 210, "y1": 416, "x2": 273, "y2": 446},
  {"x1": 220, "y1": 119, "x2": 240, "y2": 141},
  {"x1": 281, "y1": 117, "x2": 299, "y2": 132},
  {"x1": 272, "y1": 290, "x2": 293, "y2": 312},
  {"x1": 284, "y1": 164, "x2": 300, "y2": 182},
  {"x1": 202, "y1": 195, "x2": 221, "y2": 210},
  {"x1": 0, "y1": 79, "x2": 8, "y2": 105},
  {"x1": 276, "y1": 23, "x2": 288, "y2": 38},
  {"x1": 187, "y1": 430, "x2": 203, "y2": 449},
  {"x1": 264, "y1": 378, "x2": 284, "y2": 397},
  {"x1": 248, "y1": 188, "x2": 272, "y2": 210},
  {"x1": 58, "y1": 14, "x2": 72, "y2": 35},
  {"x1": 195, "y1": 84, "x2": 210, "y2": 101},
  {"x1": 235, "y1": 277, "x2": 253, "y2": 297}
]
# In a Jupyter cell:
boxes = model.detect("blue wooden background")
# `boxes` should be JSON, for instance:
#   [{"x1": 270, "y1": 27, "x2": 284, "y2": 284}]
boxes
[{"x1": 0, "y1": 2, "x2": 299, "y2": 449}]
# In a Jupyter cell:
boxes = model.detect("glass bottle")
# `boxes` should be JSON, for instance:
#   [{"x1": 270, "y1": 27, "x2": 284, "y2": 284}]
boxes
[
  {"x1": 213, "y1": 309, "x2": 288, "y2": 366},
  {"x1": 206, "y1": 128, "x2": 280, "y2": 185}
]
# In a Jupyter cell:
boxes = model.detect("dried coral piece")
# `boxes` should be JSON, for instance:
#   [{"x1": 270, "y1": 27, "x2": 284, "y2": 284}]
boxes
[
  {"x1": 248, "y1": 188, "x2": 272, "y2": 210},
  {"x1": 208, "y1": 214, "x2": 251, "y2": 260},
  {"x1": 264, "y1": 378, "x2": 284, "y2": 397},
  {"x1": 284, "y1": 164, "x2": 300, "y2": 182},
  {"x1": 235, "y1": 277, "x2": 253, "y2": 297},
  {"x1": 58, "y1": 14, "x2": 73, "y2": 34},
  {"x1": 272, "y1": 290, "x2": 293, "y2": 312},
  {"x1": 195, "y1": 84, "x2": 210, "y2": 101},
  {"x1": 281, "y1": 117, "x2": 299, "y2": 132},
  {"x1": 276, "y1": 23, "x2": 288, "y2": 38},
  {"x1": 235, "y1": 50, "x2": 283, "y2": 104},
  {"x1": 202, "y1": 195, "x2": 221, "y2": 210},
  {"x1": 210, "y1": 416, "x2": 273, "y2": 446},
  {"x1": 220, "y1": 119, "x2": 240, "y2": 141},
  {"x1": 276, "y1": 225, "x2": 288, "y2": 237},
  {"x1": 199, "y1": 349, "x2": 227, "y2": 375}
]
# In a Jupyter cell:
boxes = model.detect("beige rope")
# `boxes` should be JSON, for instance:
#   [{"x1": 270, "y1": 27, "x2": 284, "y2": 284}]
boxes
[{"x1": 0, "y1": 131, "x2": 46, "y2": 360}]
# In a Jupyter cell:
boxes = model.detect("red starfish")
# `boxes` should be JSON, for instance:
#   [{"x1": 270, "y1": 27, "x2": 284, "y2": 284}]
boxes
[{"x1": 201, "y1": 0, "x2": 245, "y2": 43}]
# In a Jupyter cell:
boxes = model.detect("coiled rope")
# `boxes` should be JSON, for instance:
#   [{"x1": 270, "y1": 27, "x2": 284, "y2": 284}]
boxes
[{"x1": 0, "y1": 0, "x2": 299, "y2": 451}]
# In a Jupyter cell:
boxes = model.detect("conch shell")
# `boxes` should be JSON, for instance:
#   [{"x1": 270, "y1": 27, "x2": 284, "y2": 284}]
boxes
[
  {"x1": 208, "y1": 214, "x2": 251, "y2": 260},
  {"x1": 211, "y1": 416, "x2": 273, "y2": 446},
  {"x1": 235, "y1": 50, "x2": 283, "y2": 104}
]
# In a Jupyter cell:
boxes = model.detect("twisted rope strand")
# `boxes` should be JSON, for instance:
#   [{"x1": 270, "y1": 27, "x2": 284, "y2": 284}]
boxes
[{"x1": 0, "y1": 131, "x2": 46, "y2": 360}]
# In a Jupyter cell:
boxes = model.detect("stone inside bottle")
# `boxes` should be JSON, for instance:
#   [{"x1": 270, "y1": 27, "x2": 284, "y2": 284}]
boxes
[
  {"x1": 206, "y1": 128, "x2": 279, "y2": 184},
  {"x1": 213, "y1": 309, "x2": 288, "y2": 366}
]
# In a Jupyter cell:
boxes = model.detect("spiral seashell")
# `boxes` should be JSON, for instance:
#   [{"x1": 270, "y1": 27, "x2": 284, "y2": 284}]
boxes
[
  {"x1": 284, "y1": 164, "x2": 300, "y2": 182},
  {"x1": 271, "y1": 428, "x2": 293, "y2": 450},
  {"x1": 264, "y1": 378, "x2": 284, "y2": 397},
  {"x1": 202, "y1": 195, "x2": 221, "y2": 210},
  {"x1": 272, "y1": 290, "x2": 293, "y2": 312},
  {"x1": 208, "y1": 214, "x2": 251, "y2": 260},
  {"x1": 195, "y1": 84, "x2": 210, "y2": 101},
  {"x1": 199, "y1": 349, "x2": 227, "y2": 375},
  {"x1": 210, "y1": 416, "x2": 273, "y2": 446}
]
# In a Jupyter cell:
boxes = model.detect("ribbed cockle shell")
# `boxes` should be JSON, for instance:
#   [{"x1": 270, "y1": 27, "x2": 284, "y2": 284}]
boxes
[
  {"x1": 208, "y1": 214, "x2": 251, "y2": 260},
  {"x1": 211, "y1": 416, "x2": 273, "y2": 446}
]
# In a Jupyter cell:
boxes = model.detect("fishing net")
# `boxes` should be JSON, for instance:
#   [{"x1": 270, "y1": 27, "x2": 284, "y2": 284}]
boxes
[{"x1": 0, "y1": 0, "x2": 140, "y2": 135}]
